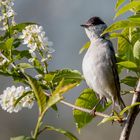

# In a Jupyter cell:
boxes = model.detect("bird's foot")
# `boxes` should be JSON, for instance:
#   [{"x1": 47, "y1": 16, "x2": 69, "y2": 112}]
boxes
[{"x1": 110, "y1": 110, "x2": 125, "y2": 125}]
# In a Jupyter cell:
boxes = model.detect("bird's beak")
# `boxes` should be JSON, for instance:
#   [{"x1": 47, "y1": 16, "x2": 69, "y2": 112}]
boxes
[{"x1": 80, "y1": 24, "x2": 90, "y2": 28}]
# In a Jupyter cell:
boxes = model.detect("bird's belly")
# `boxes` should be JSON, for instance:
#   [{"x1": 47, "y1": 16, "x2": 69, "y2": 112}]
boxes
[{"x1": 82, "y1": 50, "x2": 113, "y2": 98}]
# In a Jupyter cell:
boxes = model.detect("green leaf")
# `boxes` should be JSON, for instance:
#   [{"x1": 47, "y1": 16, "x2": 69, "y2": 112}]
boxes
[
  {"x1": 18, "y1": 63, "x2": 33, "y2": 69},
  {"x1": 13, "y1": 39, "x2": 21, "y2": 48},
  {"x1": 10, "y1": 136, "x2": 33, "y2": 140},
  {"x1": 109, "y1": 31, "x2": 132, "y2": 61},
  {"x1": 26, "y1": 76, "x2": 47, "y2": 113},
  {"x1": 121, "y1": 76, "x2": 138, "y2": 87},
  {"x1": 52, "y1": 69, "x2": 83, "y2": 86},
  {"x1": 133, "y1": 40, "x2": 140, "y2": 64},
  {"x1": 73, "y1": 88, "x2": 111, "y2": 129},
  {"x1": 45, "y1": 79, "x2": 78, "y2": 111},
  {"x1": 98, "y1": 116, "x2": 118, "y2": 125},
  {"x1": 0, "y1": 42, "x2": 5, "y2": 50},
  {"x1": 110, "y1": 32, "x2": 127, "y2": 39},
  {"x1": 5, "y1": 38, "x2": 14, "y2": 50},
  {"x1": 120, "y1": 102, "x2": 140, "y2": 116},
  {"x1": 128, "y1": 15, "x2": 140, "y2": 22},
  {"x1": 45, "y1": 80, "x2": 64, "y2": 111},
  {"x1": 115, "y1": 1, "x2": 140, "y2": 18},
  {"x1": 103, "y1": 20, "x2": 140, "y2": 34},
  {"x1": 117, "y1": 28, "x2": 134, "y2": 62},
  {"x1": 53, "y1": 79, "x2": 78, "y2": 95},
  {"x1": 115, "y1": 0, "x2": 126, "y2": 9},
  {"x1": 45, "y1": 92, "x2": 63, "y2": 111},
  {"x1": 0, "y1": 38, "x2": 14, "y2": 51},
  {"x1": 51, "y1": 104, "x2": 58, "y2": 111},
  {"x1": 79, "y1": 42, "x2": 90, "y2": 54},
  {"x1": 13, "y1": 50, "x2": 31, "y2": 60},
  {"x1": 45, "y1": 125, "x2": 78, "y2": 140},
  {"x1": 45, "y1": 73, "x2": 56, "y2": 82},
  {"x1": 117, "y1": 61, "x2": 137, "y2": 70}
]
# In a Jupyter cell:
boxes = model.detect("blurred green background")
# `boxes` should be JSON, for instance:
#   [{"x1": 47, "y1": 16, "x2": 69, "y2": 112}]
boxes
[{"x1": 0, "y1": 0, "x2": 140, "y2": 140}]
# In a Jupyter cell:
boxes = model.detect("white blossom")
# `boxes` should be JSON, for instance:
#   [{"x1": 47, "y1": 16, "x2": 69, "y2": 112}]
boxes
[
  {"x1": 28, "y1": 58, "x2": 35, "y2": 63},
  {"x1": 0, "y1": 86, "x2": 35, "y2": 113},
  {"x1": 0, "y1": 0, "x2": 16, "y2": 31},
  {"x1": 19, "y1": 25, "x2": 54, "y2": 54},
  {"x1": 35, "y1": 74, "x2": 43, "y2": 79}
]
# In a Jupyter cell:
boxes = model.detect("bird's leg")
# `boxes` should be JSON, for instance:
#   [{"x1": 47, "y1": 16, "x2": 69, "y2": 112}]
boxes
[
  {"x1": 90, "y1": 97, "x2": 104, "y2": 116},
  {"x1": 111, "y1": 97, "x2": 115, "y2": 116}
]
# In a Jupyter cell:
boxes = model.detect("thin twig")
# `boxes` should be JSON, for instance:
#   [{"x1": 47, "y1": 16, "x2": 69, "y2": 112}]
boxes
[
  {"x1": 44, "y1": 92, "x2": 110, "y2": 118},
  {"x1": 119, "y1": 78, "x2": 140, "y2": 140},
  {"x1": 60, "y1": 100, "x2": 110, "y2": 118}
]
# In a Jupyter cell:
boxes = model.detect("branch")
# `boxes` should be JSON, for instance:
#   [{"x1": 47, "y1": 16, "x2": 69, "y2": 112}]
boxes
[
  {"x1": 60, "y1": 100, "x2": 110, "y2": 118},
  {"x1": 44, "y1": 92, "x2": 110, "y2": 118},
  {"x1": 119, "y1": 78, "x2": 140, "y2": 140}
]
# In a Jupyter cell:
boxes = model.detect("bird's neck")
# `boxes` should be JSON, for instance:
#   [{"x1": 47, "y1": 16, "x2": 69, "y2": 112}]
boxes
[
  {"x1": 89, "y1": 33, "x2": 109, "y2": 43},
  {"x1": 90, "y1": 35, "x2": 102, "y2": 42}
]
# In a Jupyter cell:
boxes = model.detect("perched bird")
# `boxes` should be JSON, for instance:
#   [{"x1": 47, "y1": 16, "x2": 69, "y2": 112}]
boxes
[{"x1": 81, "y1": 16, "x2": 125, "y2": 112}]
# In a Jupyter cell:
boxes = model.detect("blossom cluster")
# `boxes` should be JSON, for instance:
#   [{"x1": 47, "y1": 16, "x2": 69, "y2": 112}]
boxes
[
  {"x1": 19, "y1": 25, "x2": 54, "y2": 63},
  {"x1": 0, "y1": 0, "x2": 16, "y2": 31},
  {"x1": 0, "y1": 86, "x2": 35, "y2": 113}
]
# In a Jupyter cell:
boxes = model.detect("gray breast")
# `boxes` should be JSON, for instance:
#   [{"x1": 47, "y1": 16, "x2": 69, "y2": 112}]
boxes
[{"x1": 82, "y1": 39, "x2": 114, "y2": 99}]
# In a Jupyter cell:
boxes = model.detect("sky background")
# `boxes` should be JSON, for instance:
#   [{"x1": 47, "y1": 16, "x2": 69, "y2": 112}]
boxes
[{"x1": 0, "y1": 0, "x2": 140, "y2": 140}]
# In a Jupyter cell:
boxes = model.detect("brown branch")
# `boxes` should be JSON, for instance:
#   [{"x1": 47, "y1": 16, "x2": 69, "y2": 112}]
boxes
[{"x1": 119, "y1": 78, "x2": 140, "y2": 140}]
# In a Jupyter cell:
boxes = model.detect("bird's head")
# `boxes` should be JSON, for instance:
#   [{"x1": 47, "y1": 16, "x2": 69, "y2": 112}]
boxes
[{"x1": 81, "y1": 16, "x2": 108, "y2": 41}]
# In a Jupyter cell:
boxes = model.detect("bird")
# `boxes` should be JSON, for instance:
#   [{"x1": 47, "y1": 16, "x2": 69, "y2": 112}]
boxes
[{"x1": 81, "y1": 16, "x2": 125, "y2": 113}]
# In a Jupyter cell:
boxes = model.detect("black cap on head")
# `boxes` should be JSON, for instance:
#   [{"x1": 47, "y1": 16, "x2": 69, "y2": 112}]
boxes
[{"x1": 81, "y1": 16, "x2": 105, "y2": 28}]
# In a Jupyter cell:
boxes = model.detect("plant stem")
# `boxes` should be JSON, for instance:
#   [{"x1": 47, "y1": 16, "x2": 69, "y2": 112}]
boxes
[
  {"x1": 32, "y1": 101, "x2": 50, "y2": 139},
  {"x1": 33, "y1": 116, "x2": 42, "y2": 140},
  {"x1": 119, "y1": 78, "x2": 140, "y2": 140}
]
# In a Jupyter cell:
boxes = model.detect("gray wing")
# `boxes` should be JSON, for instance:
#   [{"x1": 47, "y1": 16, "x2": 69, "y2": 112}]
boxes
[{"x1": 107, "y1": 40, "x2": 121, "y2": 98}]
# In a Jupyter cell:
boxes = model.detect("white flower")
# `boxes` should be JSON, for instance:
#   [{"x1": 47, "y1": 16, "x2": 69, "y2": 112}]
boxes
[
  {"x1": 0, "y1": 0, "x2": 16, "y2": 31},
  {"x1": 19, "y1": 25, "x2": 54, "y2": 54},
  {"x1": 42, "y1": 80, "x2": 47, "y2": 85},
  {"x1": 28, "y1": 58, "x2": 35, "y2": 63},
  {"x1": 35, "y1": 74, "x2": 43, "y2": 79},
  {"x1": 0, "y1": 86, "x2": 35, "y2": 113}
]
